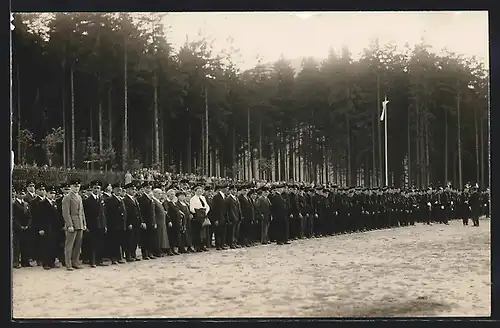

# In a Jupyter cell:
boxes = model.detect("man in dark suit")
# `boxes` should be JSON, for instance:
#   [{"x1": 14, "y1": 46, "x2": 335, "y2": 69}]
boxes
[
  {"x1": 248, "y1": 189, "x2": 260, "y2": 245},
  {"x1": 30, "y1": 183, "x2": 48, "y2": 266},
  {"x1": 122, "y1": 182, "x2": 145, "y2": 261},
  {"x1": 288, "y1": 186, "x2": 300, "y2": 240},
  {"x1": 225, "y1": 185, "x2": 242, "y2": 249},
  {"x1": 211, "y1": 185, "x2": 228, "y2": 250},
  {"x1": 238, "y1": 185, "x2": 255, "y2": 247},
  {"x1": 104, "y1": 183, "x2": 127, "y2": 265},
  {"x1": 270, "y1": 185, "x2": 290, "y2": 245},
  {"x1": 254, "y1": 187, "x2": 272, "y2": 244},
  {"x1": 12, "y1": 186, "x2": 32, "y2": 268},
  {"x1": 82, "y1": 180, "x2": 109, "y2": 267},
  {"x1": 32, "y1": 185, "x2": 60, "y2": 269},
  {"x1": 137, "y1": 181, "x2": 158, "y2": 259}
]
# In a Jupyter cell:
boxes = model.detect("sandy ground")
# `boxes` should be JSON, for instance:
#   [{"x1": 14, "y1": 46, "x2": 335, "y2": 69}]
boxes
[{"x1": 12, "y1": 218, "x2": 490, "y2": 318}]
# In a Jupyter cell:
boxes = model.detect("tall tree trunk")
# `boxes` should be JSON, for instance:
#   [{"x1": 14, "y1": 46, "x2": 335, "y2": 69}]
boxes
[
  {"x1": 187, "y1": 110, "x2": 192, "y2": 174},
  {"x1": 16, "y1": 63, "x2": 22, "y2": 164},
  {"x1": 420, "y1": 111, "x2": 425, "y2": 188},
  {"x1": 153, "y1": 72, "x2": 159, "y2": 165},
  {"x1": 444, "y1": 107, "x2": 448, "y2": 186},
  {"x1": 424, "y1": 101, "x2": 430, "y2": 187},
  {"x1": 372, "y1": 95, "x2": 377, "y2": 187},
  {"x1": 376, "y1": 73, "x2": 382, "y2": 186},
  {"x1": 61, "y1": 65, "x2": 66, "y2": 167},
  {"x1": 205, "y1": 87, "x2": 209, "y2": 176},
  {"x1": 98, "y1": 101, "x2": 103, "y2": 155},
  {"x1": 201, "y1": 116, "x2": 205, "y2": 174},
  {"x1": 474, "y1": 105, "x2": 480, "y2": 185},
  {"x1": 160, "y1": 105, "x2": 165, "y2": 172},
  {"x1": 456, "y1": 83, "x2": 463, "y2": 189},
  {"x1": 407, "y1": 104, "x2": 411, "y2": 187},
  {"x1": 90, "y1": 106, "x2": 94, "y2": 170},
  {"x1": 288, "y1": 132, "x2": 295, "y2": 180},
  {"x1": 247, "y1": 107, "x2": 251, "y2": 180},
  {"x1": 346, "y1": 110, "x2": 351, "y2": 187},
  {"x1": 123, "y1": 37, "x2": 129, "y2": 171},
  {"x1": 258, "y1": 116, "x2": 262, "y2": 180},
  {"x1": 415, "y1": 96, "x2": 420, "y2": 188},
  {"x1": 232, "y1": 119, "x2": 236, "y2": 178},
  {"x1": 480, "y1": 114, "x2": 485, "y2": 188},
  {"x1": 70, "y1": 63, "x2": 75, "y2": 168},
  {"x1": 108, "y1": 86, "x2": 112, "y2": 150}
]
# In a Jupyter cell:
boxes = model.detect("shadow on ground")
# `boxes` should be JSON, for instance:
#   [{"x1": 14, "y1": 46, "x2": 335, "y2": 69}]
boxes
[{"x1": 311, "y1": 297, "x2": 454, "y2": 317}]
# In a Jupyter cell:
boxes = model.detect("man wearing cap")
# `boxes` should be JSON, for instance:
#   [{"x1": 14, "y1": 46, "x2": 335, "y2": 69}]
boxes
[
  {"x1": 55, "y1": 183, "x2": 70, "y2": 266},
  {"x1": 83, "y1": 180, "x2": 109, "y2": 267},
  {"x1": 33, "y1": 185, "x2": 60, "y2": 269},
  {"x1": 104, "y1": 183, "x2": 128, "y2": 264},
  {"x1": 237, "y1": 186, "x2": 254, "y2": 247},
  {"x1": 269, "y1": 186, "x2": 290, "y2": 245},
  {"x1": 469, "y1": 184, "x2": 481, "y2": 227},
  {"x1": 225, "y1": 185, "x2": 242, "y2": 249},
  {"x1": 23, "y1": 180, "x2": 37, "y2": 204},
  {"x1": 30, "y1": 183, "x2": 47, "y2": 266},
  {"x1": 254, "y1": 187, "x2": 271, "y2": 245},
  {"x1": 137, "y1": 182, "x2": 159, "y2": 259},
  {"x1": 211, "y1": 185, "x2": 228, "y2": 250},
  {"x1": 12, "y1": 186, "x2": 32, "y2": 268},
  {"x1": 122, "y1": 182, "x2": 146, "y2": 261},
  {"x1": 62, "y1": 179, "x2": 87, "y2": 270}
]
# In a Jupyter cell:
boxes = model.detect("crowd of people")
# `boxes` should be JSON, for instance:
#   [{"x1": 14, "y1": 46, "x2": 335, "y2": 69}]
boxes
[{"x1": 12, "y1": 175, "x2": 490, "y2": 271}]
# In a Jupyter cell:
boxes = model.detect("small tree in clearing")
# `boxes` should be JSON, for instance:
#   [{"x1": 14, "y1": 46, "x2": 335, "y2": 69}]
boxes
[
  {"x1": 18, "y1": 129, "x2": 35, "y2": 165},
  {"x1": 41, "y1": 127, "x2": 64, "y2": 167}
]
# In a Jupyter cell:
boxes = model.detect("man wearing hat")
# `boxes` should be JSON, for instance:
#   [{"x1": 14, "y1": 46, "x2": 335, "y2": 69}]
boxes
[
  {"x1": 104, "y1": 183, "x2": 128, "y2": 264},
  {"x1": 237, "y1": 185, "x2": 254, "y2": 247},
  {"x1": 62, "y1": 178, "x2": 87, "y2": 270},
  {"x1": 30, "y1": 182, "x2": 47, "y2": 266},
  {"x1": 137, "y1": 181, "x2": 159, "y2": 259},
  {"x1": 211, "y1": 184, "x2": 228, "y2": 250},
  {"x1": 122, "y1": 182, "x2": 146, "y2": 261},
  {"x1": 24, "y1": 180, "x2": 37, "y2": 204},
  {"x1": 254, "y1": 187, "x2": 272, "y2": 245},
  {"x1": 54, "y1": 183, "x2": 70, "y2": 266},
  {"x1": 469, "y1": 184, "x2": 481, "y2": 227},
  {"x1": 12, "y1": 186, "x2": 32, "y2": 268},
  {"x1": 225, "y1": 184, "x2": 242, "y2": 249},
  {"x1": 83, "y1": 180, "x2": 109, "y2": 267},
  {"x1": 269, "y1": 185, "x2": 290, "y2": 245},
  {"x1": 33, "y1": 185, "x2": 61, "y2": 269}
]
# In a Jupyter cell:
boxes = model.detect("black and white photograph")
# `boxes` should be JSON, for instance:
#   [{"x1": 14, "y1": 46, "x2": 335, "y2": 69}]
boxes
[{"x1": 11, "y1": 11, "x2": 490, "y2": 318}]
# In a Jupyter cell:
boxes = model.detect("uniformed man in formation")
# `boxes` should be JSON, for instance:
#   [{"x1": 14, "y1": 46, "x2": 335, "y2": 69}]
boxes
[{"x1": 12, "y1": 178, "x2": 489, "y2": 270}]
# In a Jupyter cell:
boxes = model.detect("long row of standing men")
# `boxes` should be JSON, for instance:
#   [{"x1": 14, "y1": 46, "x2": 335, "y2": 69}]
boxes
[{"x1": 12, "y1": 179, "x2": 489, "y2": 270}]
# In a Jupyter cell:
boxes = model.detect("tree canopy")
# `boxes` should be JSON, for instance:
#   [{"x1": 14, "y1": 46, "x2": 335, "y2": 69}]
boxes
[{"x1": 11, "y1": 12, "x2": 489, "y2": 189}]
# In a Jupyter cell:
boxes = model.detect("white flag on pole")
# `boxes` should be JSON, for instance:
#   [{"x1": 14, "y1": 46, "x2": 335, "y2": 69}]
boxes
[{"x1": 380, "y1": 96, "x2": 389, "y2": 121}]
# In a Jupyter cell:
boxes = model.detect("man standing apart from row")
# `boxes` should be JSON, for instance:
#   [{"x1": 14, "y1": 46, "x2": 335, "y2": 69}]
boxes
[{"x1": 62, "y1": 178, "x2": 87, "y2": 271}]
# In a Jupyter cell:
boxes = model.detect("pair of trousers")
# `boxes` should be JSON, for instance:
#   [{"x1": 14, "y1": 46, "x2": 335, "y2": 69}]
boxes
[
  {"x1": 191, "y1": 220, "x2": 203, "y2": 249},
  {"x1": 87, "y1": 228, "x2": 106, "y2": 264},
  {"x1": 215, "y1": 221, "x2": 227, "y2": 248},
  {"x1": 260, "y1": 219, "x2": 270, "y2": 243},
  {"x1": 13, "y1": 230, "x2": 32, "y2": 266},
  {"x1": 227, "y1": 221, "x2": 240, "y2": 246},
  {"x1": 64, "y1": 230, "x2": 84, "y2": 268}
]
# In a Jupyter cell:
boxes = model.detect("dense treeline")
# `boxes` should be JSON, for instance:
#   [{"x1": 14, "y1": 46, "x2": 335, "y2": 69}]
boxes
[{"x1": 11, "y1": 12, "x2": 489, "y2": 189}]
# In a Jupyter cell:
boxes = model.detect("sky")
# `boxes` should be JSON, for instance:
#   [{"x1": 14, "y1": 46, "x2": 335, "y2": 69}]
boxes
[{"x1": 162, "y1": 11, "x2": 489, "y2": 70}]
